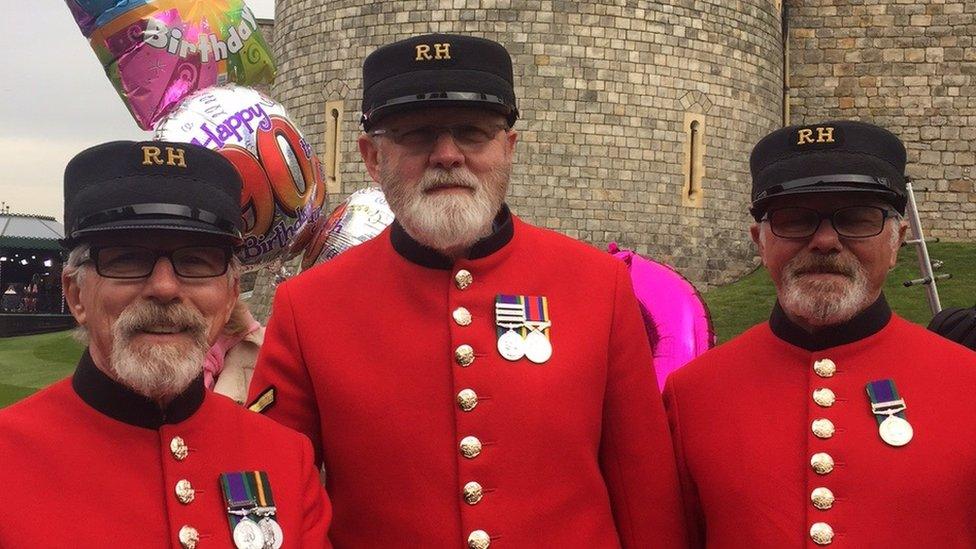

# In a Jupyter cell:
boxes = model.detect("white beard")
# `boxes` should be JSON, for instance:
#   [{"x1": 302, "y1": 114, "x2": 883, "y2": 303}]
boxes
[
  {"x1": 110, "y1": 301, "x2": 210, "y2": 401},
  {"x1": 380, "y1": 162, "x2": 510, "y2": 253},
  {"x1": 779, "y1": 251, "x2": 872, "y2": 327}
]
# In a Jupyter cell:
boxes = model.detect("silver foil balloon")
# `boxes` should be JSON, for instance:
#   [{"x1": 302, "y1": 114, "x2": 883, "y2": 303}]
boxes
[
  {"x1": 155, "y1": 84, "x2": 326, "y2": 271},
  {"x1": 301, "y1": 187, "x2": 395, "y2": 271}
]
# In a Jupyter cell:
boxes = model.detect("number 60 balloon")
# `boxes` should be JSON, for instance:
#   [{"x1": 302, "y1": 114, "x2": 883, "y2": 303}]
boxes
[{"x1": 155, "y1": 85, "x2": 325, "y2": 270}]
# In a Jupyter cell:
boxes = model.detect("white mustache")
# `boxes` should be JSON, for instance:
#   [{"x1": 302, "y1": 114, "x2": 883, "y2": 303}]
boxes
[{"x1": 419, "y1": 169, "x2": 479, "y2": 192}]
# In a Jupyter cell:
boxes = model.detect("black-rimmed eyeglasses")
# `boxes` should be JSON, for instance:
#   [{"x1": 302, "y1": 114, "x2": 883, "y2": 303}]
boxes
[
  {"x1": 762, "y1": 206, "x2": 898, "y2": 239},
  {"x1": 82, "y1": 246, "x2": 233, "y2": 279}
]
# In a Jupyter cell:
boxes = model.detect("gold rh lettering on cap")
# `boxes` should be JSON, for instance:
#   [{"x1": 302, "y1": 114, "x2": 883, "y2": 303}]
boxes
[
  {"x1": 415, "y1": 43, "x2": 451, "y2": 61},
  {"x1": 142, "y1": 146, "x2": 162, "y2": 165},
  {"x1": 142, "y1": 145, "x2": 187, "y2": 167},
  {"x1": 166, "y1": 147, "x2": 187, "y2": 167},
  {"x1": 797, "y1": 127, "x2": 836, "y2": 145}
]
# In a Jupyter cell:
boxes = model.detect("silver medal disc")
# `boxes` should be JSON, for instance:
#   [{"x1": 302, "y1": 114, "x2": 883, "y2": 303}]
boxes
[
  {"x1": 233, "y1": 518, "x2": 266, "y2": 549},
  {"x1": 524, "y1": 330, "x2": 553, "y2": 364},
  {"x1": 878, "y1": 415, "x2": 913, "y2": 447},
  {"x1": 260, "y1": 517, "x2": 284, "y2": 549},
  {"x1": 497, "y1": 329, "x2": 526, "y2": 361}
]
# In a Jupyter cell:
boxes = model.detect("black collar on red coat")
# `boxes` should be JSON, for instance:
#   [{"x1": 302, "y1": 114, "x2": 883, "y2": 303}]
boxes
[
  {"x1": 769, "y1": 294, "x2": 892, "y2": 351},
  {"x1": 71, "y1": 349, "x2": 204, "y2": 429},
  {"x1": 390, "y1": 204, "x2": 514, "y2": 270}
]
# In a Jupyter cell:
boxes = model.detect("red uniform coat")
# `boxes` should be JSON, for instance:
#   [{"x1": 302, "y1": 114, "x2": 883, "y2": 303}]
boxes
[
  {"x1": 664, "y1": 298, "x2": 976, "y2": 548},
  {"x1": 249, "y1": 210, "x2": 687, "y2": 548},
  {"x1": 0, "y1": 351, "x2": 332, "y2": 548}
]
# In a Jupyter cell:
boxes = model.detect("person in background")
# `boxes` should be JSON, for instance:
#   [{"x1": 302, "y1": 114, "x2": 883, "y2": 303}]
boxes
[
  {"x1": 208, "y1": 298, "x2": 265, "y2": 404},
  {"x1": 1, "y1": 284, "x2": 18, "y2": 312}
]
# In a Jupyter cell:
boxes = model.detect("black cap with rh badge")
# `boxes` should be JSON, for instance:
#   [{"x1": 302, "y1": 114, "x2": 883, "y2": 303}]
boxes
[
  {"x1": 62, "y1": 140, "x2": 244, "y2": 248},
  {"x1": 360, "y1": 33, "x2": 519, "y2": 130},
  {"x1": 749, "y1": 120, "x2": 908, "y2": 221}
]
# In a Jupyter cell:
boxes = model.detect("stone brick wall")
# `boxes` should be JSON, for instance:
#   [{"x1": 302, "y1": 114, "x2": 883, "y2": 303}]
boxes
[
  {"x1": 788, "y1": 0, "x2": 976, "y2": 239},
  {"x1": 262, "y1": 1, "x2": 782, "y2": 293}
]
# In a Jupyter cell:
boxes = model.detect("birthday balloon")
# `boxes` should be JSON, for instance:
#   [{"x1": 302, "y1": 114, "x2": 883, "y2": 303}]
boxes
[
  {"x1": 155, "y1": 85, "x2": 325, "y2": 270},
  {"x1": 65, "y1": 0, "x2": 275, "y2": 129},
  {"x1": 608, "y1": 243, "x2": 715, "y2": 390},
  {"x1": 301, "y1": 187, "x2": 395, "y2": 271}
]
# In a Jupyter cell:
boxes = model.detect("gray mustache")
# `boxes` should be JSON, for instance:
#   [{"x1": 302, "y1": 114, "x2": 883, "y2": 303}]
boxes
[{"x1": 114, "y1": 301, "x2": 208, "y2": 343}]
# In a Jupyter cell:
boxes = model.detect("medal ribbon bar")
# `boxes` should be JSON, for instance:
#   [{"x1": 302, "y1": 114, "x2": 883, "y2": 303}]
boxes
[
  {"x1": 865, "y1": 379, "x2": 908, "y2": 426},
  {"x1": 496, "y1": 295, "x2": 527, "y2": 337},
  {"x1": 523, "y1": 295, "x2": 551, "y2": 334}
]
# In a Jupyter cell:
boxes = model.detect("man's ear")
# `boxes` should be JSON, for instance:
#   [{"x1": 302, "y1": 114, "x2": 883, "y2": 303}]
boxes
[
  {"x1": 750, "y1": 223, "x2": 764, "y2": 257},
  {"x1": 504, "y1": 129, "x2": 518, "y2": 157},
  {"x1": 62, "y1": 270, "x2": 85, "y2": 325},
  {"x1": 358, "y1": 134, "x2": 382, "y2": 183},
  {"x1": 892, "y1": 220, "x2": 909, "y2": 269}
]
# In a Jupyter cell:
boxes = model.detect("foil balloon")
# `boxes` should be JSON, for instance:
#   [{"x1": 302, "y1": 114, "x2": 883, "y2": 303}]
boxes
[
  {"x1": 155, "y1": 85, "x2": 326, "y2": 271},
  {"x1": 65, "y1": 0, "x2": 275, "y2": 129},
  {"x1": 608, "y1": 243, "x2": 715, "y2": 390},
  {"x1": 302, "y1": 187, "x2": 395, "y2": 271}
]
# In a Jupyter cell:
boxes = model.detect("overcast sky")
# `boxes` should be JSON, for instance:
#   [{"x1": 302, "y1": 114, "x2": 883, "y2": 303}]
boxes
[{"x1": 0, "y1": 0, "x2": 274, "y2": 222}]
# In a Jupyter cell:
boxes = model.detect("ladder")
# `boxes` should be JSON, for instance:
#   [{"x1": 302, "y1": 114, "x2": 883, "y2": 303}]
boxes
[{"x1": 902, "y1": 181, "x2": 950, "y2": 316}]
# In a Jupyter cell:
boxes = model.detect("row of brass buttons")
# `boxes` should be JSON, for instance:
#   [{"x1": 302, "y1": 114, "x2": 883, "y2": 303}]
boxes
[
  {"x1": 170, "y1": 436, "x2": 199, "y2": 548},
  {"x1": 455, "y1": 269, "x2": 491, "y2": 548},
  {"x1": 810, "y1": 359, "x2": 837, "y2": 546}
]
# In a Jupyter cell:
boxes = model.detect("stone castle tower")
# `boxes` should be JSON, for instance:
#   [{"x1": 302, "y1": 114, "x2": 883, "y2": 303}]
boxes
[{"x1": 248, "y1": 1, "x2": 974, "y2": 317}]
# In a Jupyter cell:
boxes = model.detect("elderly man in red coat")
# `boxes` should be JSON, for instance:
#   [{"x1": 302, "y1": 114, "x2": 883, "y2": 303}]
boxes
[
  {"x1": 0, "y1": 141, "x2": 331, "y2": 548},
  {"x1": 664, "y1": 120, "x2": 976, "y2": 547},
  {"x1": 247, "y1": 34, "x2": 687, "y2": 548}
]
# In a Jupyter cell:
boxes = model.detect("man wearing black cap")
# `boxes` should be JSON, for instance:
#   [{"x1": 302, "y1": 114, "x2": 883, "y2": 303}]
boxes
[
  {"x1": 663, "y1": 121, "x2": 976, "y2": 546},
  {"x1": 0, "y1": 141, "x2": 332, "y2": 548},
  {"x1": 248, "y1": 34, "x2": 687, "y2": 548}
]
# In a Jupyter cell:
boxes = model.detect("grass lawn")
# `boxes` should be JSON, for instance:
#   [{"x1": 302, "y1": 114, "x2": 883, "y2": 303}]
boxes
[
  {"x1": 0, "y1": 242, "x2": 972, "y2": 408},
  {"x1": 704, "y1": 242, "x2": 976, "y2": 342},
  {"x1": 0, "y1": 331, "x2": 83, "y2": 408}
]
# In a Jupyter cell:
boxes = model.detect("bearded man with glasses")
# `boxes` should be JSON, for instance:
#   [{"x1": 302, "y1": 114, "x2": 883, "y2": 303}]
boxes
[
  {"x1": 0, "y1": 141, "x2": 332, "y2": 547},
  {"x1": 247, "y1": 34, "x2": 687, "y2": 548},
  {"x1": 664, "y1": 121, "x2": 976, "y2": 547}
]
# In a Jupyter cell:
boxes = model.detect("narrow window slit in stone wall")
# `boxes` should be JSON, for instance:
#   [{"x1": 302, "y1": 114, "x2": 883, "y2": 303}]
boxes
[
  {"x1": 324, "y1": 100, "x2": 344, "y2": 194},
  {"x1": 683, "y1": 113, "x2": 705, "y2": 208}
]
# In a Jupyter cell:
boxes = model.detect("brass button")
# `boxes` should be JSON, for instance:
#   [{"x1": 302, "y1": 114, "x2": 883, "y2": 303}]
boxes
[
  {"x1": 178, "y1": 525, "x2": 199, "y2": 549},
  {"x1": 812, "y1": 418, "x2": 835, "y2": 439},
  {"x1": 812, "y1": 388, "x2": 836, "y2": 408},
  {"x1": 453, "y1": 307, "x2": 473, "y2": 326},
  {"x1": 810, "y1": 522, "x2": 834, "y2": 545},
  {"x1": 455, "y1": 269, "x2": 473, "y2": 290},
  {"x1": 175, "y1": 479, "x2": 195, "y2": 504},
  {"x1": 813, "y1": 358, "x2": 836, "y2": 378},
  {"x1": 811, "y1": 452, "x2": 835, "y2": 475},
  {"x1": 811, "y1": 487, "x2": 835, "y2": 510},
  {"x1": 457, "y1": 389, "x2": 478, "y2": 412},
  {"x1": 467, "y1": 529, "x2": 491, "y2": 549},
  {"x1": 459, "y1": 436, "x2": 482, "y2": 458},
  {"x1": 170, "y1": 436, "x2": 189, "y2": 461},
  {"x1": 463, "y1": 481, "x2": 484, "y2": 505},
  {"x1": 455, "y1": 345, "x2": 475, "y2": 367}
]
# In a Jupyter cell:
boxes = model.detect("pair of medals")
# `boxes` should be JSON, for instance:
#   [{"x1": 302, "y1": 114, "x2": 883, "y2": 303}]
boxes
[
  {"x1": 219, "y1": 471, "x2": 284, "y2": 549},
  {"x1": 865, "y1": 379, "x2": 913, "y2": 447},
  {"x1": 495, "y1": 294, "x2": 552, "y2": 364}
]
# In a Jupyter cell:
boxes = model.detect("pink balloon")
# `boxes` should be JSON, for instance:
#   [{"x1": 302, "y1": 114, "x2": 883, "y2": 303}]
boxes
[{"x1": 608, "y1": 243, "x2": 715, "y2": 390}]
